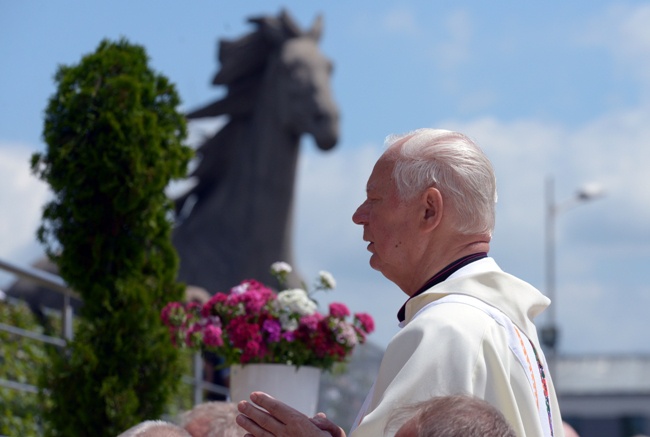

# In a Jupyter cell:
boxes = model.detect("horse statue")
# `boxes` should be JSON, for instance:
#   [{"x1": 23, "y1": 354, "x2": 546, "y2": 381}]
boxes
[{"x1": 173, "y1": 9, "x2": 340, "y2": 293}]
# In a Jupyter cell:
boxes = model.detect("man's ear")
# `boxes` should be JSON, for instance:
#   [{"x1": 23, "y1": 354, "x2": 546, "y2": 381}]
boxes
[{"x1": 422, "y1": 187, "x2": 443, "y2": 231}]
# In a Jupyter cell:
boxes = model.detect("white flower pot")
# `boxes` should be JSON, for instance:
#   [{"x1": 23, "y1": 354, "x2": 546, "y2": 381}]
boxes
[{"x1": 229, "y1": 363, "x2": 321, "y2": 416}]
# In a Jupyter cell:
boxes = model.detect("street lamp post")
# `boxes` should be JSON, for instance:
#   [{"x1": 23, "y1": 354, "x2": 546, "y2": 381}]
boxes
[{"x1": 541, "y1": 176, "x2": 604, "y2": 374}]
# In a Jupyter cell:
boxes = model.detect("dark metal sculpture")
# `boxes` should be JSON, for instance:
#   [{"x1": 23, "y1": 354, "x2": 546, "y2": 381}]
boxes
[{"x1": 173, "y1": 10, "x2": 340, "y2": 293}]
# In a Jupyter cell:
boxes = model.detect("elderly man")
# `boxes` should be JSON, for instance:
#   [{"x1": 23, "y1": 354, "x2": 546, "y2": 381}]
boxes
[
  {"x1": 388, "y1": 395, "x2": 516, "y2": 437},
  {"x1": 236, "y1": 128, "x2": 564, "y2": 437}
]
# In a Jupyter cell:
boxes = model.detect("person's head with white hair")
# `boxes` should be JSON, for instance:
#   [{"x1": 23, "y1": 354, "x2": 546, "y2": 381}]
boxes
[
  {"x1": 386, "y1": 128, "x2": 497, "y2": 237},
  {"x1": 179, "y1": 401, "x2": 241, "y2": 437},
  {"x1": 351, "y1": 128, "x2": 497, "y2": 294},
  {"x1": 387, "y1": 395, "x2": 516, "y2": 437},
  {"x1": 116, "y1": 420, "x2": 192, "y2": 437}
]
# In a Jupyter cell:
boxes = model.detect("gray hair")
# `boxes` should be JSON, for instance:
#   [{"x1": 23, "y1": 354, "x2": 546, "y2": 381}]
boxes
[
  {"x1": 116, "y1": 420, "x2": 192, "y2": 437},
  {"x1": 386, "y1": 395, "x2": 516, "y2": 437},
  {"x1": 386, "y1": 128, "x2": 497, "y2": 236},
  {"x1": 179, "y1": 401, "x2": 241, "y2": 437}
]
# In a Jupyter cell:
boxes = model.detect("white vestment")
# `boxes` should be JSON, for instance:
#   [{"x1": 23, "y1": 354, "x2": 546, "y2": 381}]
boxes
[{"x1": 350, "y1": 258, "x2": 564, "y2": 437}]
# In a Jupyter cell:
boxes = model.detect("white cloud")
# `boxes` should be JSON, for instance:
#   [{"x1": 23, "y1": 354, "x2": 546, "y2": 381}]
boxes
[
  {"x1": 457, "y1": 89, "x2": 499, "y2": 115},
  {"x1": 0, "y1": 143, "x2": 49, "y2": 286},
  {"x1": 381, "y1": 7, "x2": 421, "y2": 36}
]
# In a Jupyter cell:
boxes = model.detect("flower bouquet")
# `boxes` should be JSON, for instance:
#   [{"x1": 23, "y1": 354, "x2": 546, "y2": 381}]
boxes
[{"x1": 161, "y1": 262, "x2": 375, "y2": 372}]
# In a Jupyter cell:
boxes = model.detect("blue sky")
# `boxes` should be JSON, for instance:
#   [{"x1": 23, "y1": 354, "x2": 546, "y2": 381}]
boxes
[{"x1": 1, "y1": 1, "x2": 650, "y2": 355}]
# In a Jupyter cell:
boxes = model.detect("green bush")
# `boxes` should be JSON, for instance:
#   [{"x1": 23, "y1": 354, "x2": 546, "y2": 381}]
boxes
[
  {"x1": 0, "y1": 300, "x2": 47, "y2": 436},
  {"x1": 31, "y1": 38, "x2": 193, "y2": 436},
  {"x1": 0, "y1": 297, "x2": 198, "y2": 436}
]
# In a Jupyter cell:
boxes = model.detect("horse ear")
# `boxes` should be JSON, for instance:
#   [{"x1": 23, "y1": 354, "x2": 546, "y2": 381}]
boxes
[
  {"x1": 309, "y1": 14, "x2": 323, "y2": 41},
  {"x1": 249, "y1": 15, "x2": 285, "y2": 45},
  {"x1": 249, "y1": 9, "x2": 301, "y2": 45},
  {"x1": 278, "y1": 9, "x2": 302, "y2": 38}
]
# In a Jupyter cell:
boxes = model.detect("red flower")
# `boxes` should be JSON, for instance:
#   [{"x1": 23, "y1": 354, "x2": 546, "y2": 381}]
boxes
[
  {"x1": 185, "y1": 323, "x2": 203, "y2": 348},
  {"x1": 227, "y1": 316, "x2": 261, "y2": 349},
  {"x1": 161, "y1": 302, "x2": 186, "y2": 327},
  {"x1": 201, "y1": 292, "x2": 228, "y2": 318},
  {"x1": 241, "y1": 338, "x2": 267, "y2": 363},
  {"x1": 234, "y1": 286, "x2": 274, "y2": 313},
  {"x1": 329, "y1": 302, "x2": 350, "y2": 318},
  {"x1": 203, "y1": 324, "x2": 223, "y2": 348},
  {"x1": 300, "y1": 313, "x2": 324, "y2": 331},
  {"x1": 355, "y1": 312, "x2": 375, "y2": 334}
]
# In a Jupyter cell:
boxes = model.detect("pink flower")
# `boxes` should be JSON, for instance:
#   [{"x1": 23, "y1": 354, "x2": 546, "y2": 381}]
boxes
[
  {"x1": 201, "y1": 292, "x2": 228, "y2": 318},
  {"x1": 228, "y1": 316, "x2": 261, "y2": 349},
  {"x1": 185, "y1": 323, "x2": 203, "y2": 348},
  {"x1": 282, "y1": 331, "x2": 296, "y2": 342},
  {"x1": 186, "y1": 302, "x2": 201, "y2": 313},
  {"x1": 355, "y1": 313, "x2": 375, "y2": 334},
  {"x1": 241, "y1": 338, "x2": 266, "y2": 363},
  {"x1": 233, "y1": 279, "x2": 268, "y2": 294},
  {"x1": 161, "y1": 302, "x2": 186, "y2": 327},
  {"x1": 263, "y1": 319, "x2": 282, "y2": 342},
  {"x1": 334, "y1": 321, "x2": 358, "y2": 346},
  {"x1": 329, "y1": 302, "x2": 350, "y2": 319},
  {"x1": 202, "y1": 324, "x2": 223, "y2": 348},
  {"x1": 300, "y1": 313, "x2": 323, "y2": 331},
  {"x1": 237, "y1": 288, "x2": 274, "y2": 313}
]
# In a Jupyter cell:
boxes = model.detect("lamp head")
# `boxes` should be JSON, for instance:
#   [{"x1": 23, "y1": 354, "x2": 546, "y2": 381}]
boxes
[{"x1": 577, "y1": 183, "x2": 605, "y2": 201}]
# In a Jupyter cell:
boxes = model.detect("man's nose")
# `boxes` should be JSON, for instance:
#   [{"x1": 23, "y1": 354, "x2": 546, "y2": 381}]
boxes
[{"x1": 352, "y1": 203, "x2": 368, "y2": 225}]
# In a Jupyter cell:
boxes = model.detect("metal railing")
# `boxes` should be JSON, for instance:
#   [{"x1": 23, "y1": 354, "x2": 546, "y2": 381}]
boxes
[
  {"x1": 0, "y1": 257, "x2": 227, "y2": 402},
  {"x1": 0, "y1": 258, "x2": 76, "y2": 341}
]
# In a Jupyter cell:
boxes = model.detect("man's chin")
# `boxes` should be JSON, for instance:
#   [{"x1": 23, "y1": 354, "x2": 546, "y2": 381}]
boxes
[{"x1": 368, "y1": 256, "x2": 382, "y2": 272}]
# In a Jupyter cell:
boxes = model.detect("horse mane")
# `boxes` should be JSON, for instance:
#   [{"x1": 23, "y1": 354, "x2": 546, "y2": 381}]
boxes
[
  {"x1": 176, "y1": 10, "x2": 317, "y2": 213},
  {"x1": 188, "y1": 10, "x2": 309, "y2": 118}
]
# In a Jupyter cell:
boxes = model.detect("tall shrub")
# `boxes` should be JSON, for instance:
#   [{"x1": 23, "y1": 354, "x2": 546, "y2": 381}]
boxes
[{"x1": 31, "y1": 38, "x2": 193, "y2": 436}]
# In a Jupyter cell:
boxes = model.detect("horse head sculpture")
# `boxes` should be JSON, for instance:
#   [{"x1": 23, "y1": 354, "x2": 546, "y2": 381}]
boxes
[{"x1": 173, "y1": 10, "x2": 340, "y2": 293}]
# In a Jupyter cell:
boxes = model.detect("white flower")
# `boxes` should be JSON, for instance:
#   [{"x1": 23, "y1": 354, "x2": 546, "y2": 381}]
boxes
[
  {"x1": 271, "y1": 261, "x2": 293, "y2": 275},
  {"x1": 279, "y1": 313, "x2": 299, "y2": 331},
  {"x1": 275, "y1": 288, "x2": 317, "y2": 316},
  {"x1": 318, "y1": 270, "x2": 336, "y2": 290},
  {"x1": 231, "y1": 282, "x2": 249, "y2": 295},
  {"x1": 335, "y1": 322, "x2": 358, "y2": 346}
]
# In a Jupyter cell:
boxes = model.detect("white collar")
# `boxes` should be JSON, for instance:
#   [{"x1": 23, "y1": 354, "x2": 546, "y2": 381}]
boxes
[
  {"x1": 447, "y1": 256, "x2": 502, "y2": 280},
  {"x1": 397, "y1": 257, "x2": 502, "y2": 329}
]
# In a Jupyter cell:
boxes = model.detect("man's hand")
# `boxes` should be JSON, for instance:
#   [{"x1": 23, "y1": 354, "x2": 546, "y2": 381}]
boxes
[
  {"x1": 310, "y1": 412, "x2": 346, "y2": 437},
  {"x1": 236, "y1": 391, "x2": 346, "y2": 437}
]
